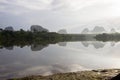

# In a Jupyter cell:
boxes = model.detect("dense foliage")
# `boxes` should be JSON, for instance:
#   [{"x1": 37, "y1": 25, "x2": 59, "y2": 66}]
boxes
[
  {"x1": 95, "y1": 33, "x2": 120, "y2": 42},
  {"x1": 0, "y1": 30, "x2": 85, "y2": 47}
]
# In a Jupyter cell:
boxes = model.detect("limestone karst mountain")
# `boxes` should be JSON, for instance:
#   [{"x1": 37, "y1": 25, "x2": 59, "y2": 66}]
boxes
[
  {"x1": 30, "y1": 25, "x2": 49, "y2": 32},
  {"x1": 81, "y1": 28, "x2": 89, "y2": 34},
  {"x1": 58, "y1": 29, "x2": 67, "y2": 34},
  {"x1": 81, "y1": 26, "x2": 106, "y2": 34},
  {"x1": 92, "y1": 26, "x2": 106, "y2": 33},
  {"x1": 73, "y1": 18, "x2": 120, "y2": 33}
]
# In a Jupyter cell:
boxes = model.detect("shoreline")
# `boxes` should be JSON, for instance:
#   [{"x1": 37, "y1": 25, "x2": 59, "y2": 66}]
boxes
[{"x1": 9, "y1": 69, "x2": 120, "y2": 80}]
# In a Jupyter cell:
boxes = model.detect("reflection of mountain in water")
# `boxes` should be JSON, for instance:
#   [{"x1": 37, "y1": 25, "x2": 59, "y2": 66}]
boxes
[
  {"x1": 31, "y1": 44, "x2": 49, "y2": 51},
  {"x1": 111, "y1": 28, "x2": 116, "y2": 33},
  {"x1": 81, "y1": 41, "x2": 105, "y2": 49},
  {"x1": 58, "y1": 42, "x2": 67, "y2": 46},
  {"x1": 111, "y1": 42, "x2": 116, "y2": 47},
  {"x1": 92, "y1": 42, "x2": 105, "y2": 49},
  {"x1": 58, "y1": 41, "x2": 116, "y2": 49},
  {"x1": 81, "y1": 42, "x2": 89, "y2": 47}
]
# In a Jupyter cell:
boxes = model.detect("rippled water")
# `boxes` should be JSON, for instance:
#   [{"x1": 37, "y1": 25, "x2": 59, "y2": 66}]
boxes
[{"x1": 0, "y1": 41, "x2": 120, "y2": 79}]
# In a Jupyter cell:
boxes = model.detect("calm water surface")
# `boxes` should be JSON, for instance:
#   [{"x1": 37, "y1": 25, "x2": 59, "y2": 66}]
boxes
[{"x1": 0, "y1": 41, "x2": 120, "y2": 79}]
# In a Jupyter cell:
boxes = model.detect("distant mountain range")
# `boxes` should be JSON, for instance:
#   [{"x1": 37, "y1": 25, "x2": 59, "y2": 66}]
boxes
[
  {"x1": 71, "y1": 18, "x2": 120, "y2": 33},
  {"x1": 81, "y1": 26, "x2": 116, "y2": 34}
]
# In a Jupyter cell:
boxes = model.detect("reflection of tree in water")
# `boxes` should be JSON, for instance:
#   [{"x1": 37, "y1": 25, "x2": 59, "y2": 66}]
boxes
[
  {"x1": 81, "y1": 41, "x2": 105, "y2": 49},
  {"x1": 0, "y1": 46, "x2": 3, "y2": 49},
  {"x1": 31, "y1": 44, "x2": 49, "y2": 51},
  {"x1": 58, "y1": 42, "x2": 67, "y2": 47},
  {"x1": 5, "y1": 46, "x2": 14, "y2": 50}
]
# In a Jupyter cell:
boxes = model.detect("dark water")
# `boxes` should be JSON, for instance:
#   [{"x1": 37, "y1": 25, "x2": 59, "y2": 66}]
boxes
[{"x1": 0, "y1": 41, "x2": 120, "y2": 79}]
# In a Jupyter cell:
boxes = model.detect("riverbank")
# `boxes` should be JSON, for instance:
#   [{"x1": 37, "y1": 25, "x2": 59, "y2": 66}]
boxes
[{"x1": 9, "y1": 69, "x2": 120, "y2": 80}]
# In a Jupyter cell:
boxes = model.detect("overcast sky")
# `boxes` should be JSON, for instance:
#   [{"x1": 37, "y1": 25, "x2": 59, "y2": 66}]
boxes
[{"x1": 0, "y1": 0, "x2": 120, "y2": 33}]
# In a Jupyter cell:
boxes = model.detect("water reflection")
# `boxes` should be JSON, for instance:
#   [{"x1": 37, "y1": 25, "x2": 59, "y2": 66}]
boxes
[
  {"x1": 0, "y1": 41, "x2": 119, "y2": 51},
  {"x1": 111, "y1": 42, "x2": 116, "y2": 47},
  {"x1": 81, "y1": 42, "x2": 89, "y2": 47},
  {"x1": 58, "y1": 42, "x2": 67, "y2": 47},
  {"x1": 18, "y1": 64, "x2": 87, "y2": 76},
  {"x1": 0, "y1": 63, "x2": 87, "y2": 79},
  {"x1": 0, "y1": 46, "x2": 3, "y2": 49},
  {"x1": 58, "y1": 41, "x2": 117, "y2": 49},
  {"x1": 0, "y1": 41, "x2": 120, "y2": 80},
  {"x1": 31, "y1": 44, "x2": 49, "y2": 51},
  {"x1": 0, "y1": 43, "x2": 49, "y2": 52},
  {"x1": 5, "y1": 46, "x2": 14, "y2": 50},
  {"x1": 81, "y1": 41, "x2": 105, "y2": 49}
]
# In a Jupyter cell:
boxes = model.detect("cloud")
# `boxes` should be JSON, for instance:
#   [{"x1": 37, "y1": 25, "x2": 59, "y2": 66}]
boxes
[
  {"x1": 17, "y1": 64, "x2": 87, "y2": 76},
  {"x1": 1, "y1": 0, "x2": 120, "y2": 32},
  {"x1": 14, "y1": 0, "x2": 52, "y2": 10},
  {"x1": 0, "y1": 0, "x2": 53, "y2": 14},
  {"x1": 0, "y1": 63, "x2": 87, "y2": 79},
  {"x1": 1, "y1": 0, "x2": 119, "y2": 15},
  {"x1": 51, "y1": 0, "x2": 99, "y2": 12}
]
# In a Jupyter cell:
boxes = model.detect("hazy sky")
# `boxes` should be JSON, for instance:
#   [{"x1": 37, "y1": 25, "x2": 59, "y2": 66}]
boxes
[{"x1": 0, "y1": 0, "x2": 120, "y2": 33}]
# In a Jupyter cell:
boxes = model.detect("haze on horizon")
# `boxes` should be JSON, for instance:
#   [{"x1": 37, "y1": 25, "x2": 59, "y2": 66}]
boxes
[{"x1": 1, "y1": 0, "x2": 120, "y2": 33}]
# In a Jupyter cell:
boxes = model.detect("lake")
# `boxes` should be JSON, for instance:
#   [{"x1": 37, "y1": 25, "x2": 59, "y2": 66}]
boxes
[{"x1": 0, "y1": 41, "x2": 120, "y2": 79}]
